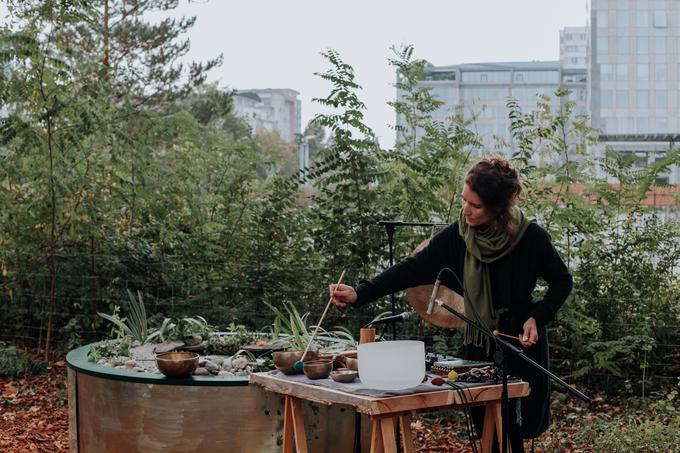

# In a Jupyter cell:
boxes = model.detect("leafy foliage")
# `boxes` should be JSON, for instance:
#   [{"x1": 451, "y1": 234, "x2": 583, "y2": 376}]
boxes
[{"x1": 0, "y1": 342, "x2": 47, "y2": 377}]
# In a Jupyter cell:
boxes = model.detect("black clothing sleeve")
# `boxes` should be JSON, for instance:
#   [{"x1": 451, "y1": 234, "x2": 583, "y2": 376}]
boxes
[
  {"x1": 528, "y1": 226, "x2": 573, "y2": 327},
  {"x1": 353, "y1": 224, "x2": 459, "y2": 308}
]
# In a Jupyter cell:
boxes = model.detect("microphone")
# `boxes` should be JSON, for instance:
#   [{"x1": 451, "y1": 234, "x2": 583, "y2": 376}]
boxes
[
  {"x1": 367, "y1": 311, "x2": 416, "y2": 326},
  {"x1": 426, "y1": 270, "x2": 443, "y2": 315}
]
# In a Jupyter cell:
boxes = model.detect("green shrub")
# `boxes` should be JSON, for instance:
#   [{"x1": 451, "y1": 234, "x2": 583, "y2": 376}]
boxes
[
  {"x1": 579, "y1": 391, "x2": 679, "y2": 452},
  {"x1": 0, "y1": 342, "x2": 47, "y2": 377}
]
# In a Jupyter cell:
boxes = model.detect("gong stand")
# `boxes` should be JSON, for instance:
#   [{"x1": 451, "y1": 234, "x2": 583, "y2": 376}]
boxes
[
  {"x1": 431, "y1": 268, "x2": 591, "y2": 453},
  {"x1": 376, "y1": 220, "x2": 448, "y2": 340}
]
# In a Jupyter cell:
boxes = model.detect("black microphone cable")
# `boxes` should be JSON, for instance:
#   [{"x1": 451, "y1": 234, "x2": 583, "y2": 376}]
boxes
[{"x1": 445, "y1": 380, "x2": 480, "y2": 453}]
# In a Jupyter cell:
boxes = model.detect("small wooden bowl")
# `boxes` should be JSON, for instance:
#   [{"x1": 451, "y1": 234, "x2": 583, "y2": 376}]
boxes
[
  {"x1": 155, "y1": 352, "x2": 199, "y2": 378},
  {"x1": 330, "y1": 370, "x2": 358, "y2": 383},
  {"x1": 303, "y1": 360, "x2": 332, "y2": 380}
]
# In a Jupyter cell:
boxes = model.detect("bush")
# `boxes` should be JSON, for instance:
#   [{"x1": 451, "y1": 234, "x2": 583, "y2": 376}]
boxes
[
  {"x1": 0, "y1": 342, "x2": 47, "y2": 378},
  {"x1": 577, "y1": 391, "x2": 679, "y2": 452}
]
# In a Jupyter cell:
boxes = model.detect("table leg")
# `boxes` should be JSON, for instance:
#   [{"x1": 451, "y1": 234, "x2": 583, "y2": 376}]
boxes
[
  {"x1": 480, "y1": 401, "x2": 511, "y2": 453},
  {"x1": 379, "y1": 417, "x2": 398, "y2": 453},
  {"x1": 282, "y1": 396, "x2": 308, "y2": 453},
  {"x1": 398, "y1": 414, "x2": 415, "y2": 453},
  {"x1": 370, "y1": 417, "x2": 384, "y2": 453}
]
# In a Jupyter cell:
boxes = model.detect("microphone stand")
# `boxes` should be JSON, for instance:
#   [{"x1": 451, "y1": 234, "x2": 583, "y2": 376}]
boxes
[
  {"x1": 432, "y1": 298, "x2": 591, "y2": 452},
  {"x1": 376, "y1": 220, "x2": 448, "y2": 339}
]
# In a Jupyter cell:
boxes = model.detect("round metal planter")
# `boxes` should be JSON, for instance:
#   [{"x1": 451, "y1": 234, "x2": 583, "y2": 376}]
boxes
[{"x1": 67, "y1": 343, "x2": 362, "y2": 453}]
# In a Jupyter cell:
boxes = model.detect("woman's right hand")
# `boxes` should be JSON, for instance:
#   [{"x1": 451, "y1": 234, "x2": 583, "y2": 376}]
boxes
[{"x1": 329, "y1": 283, "x2": 357, "y2": 308}]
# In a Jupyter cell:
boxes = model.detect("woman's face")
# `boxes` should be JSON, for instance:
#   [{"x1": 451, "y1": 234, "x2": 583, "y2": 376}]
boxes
[{"x1": 462, "y1": 184, "x2": 494, "y2": 227}]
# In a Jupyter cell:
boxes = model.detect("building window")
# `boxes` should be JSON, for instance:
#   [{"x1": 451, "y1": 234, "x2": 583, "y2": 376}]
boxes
[
  {"x1": 653, "y1": 36, "x2": 666, "y2": 55},
  {"x1": 636, "y1": 36, "x2": 649, "y2": 54},
  {"x1": 655, "y1": 117, "x2": 668, "y2": 133},
  {"x1": 636, "y1": 11, "x2": 649, "y2": 27},
  {"x1": 580, "y1": 33, "x2": 586, "y2": 40},
  {"x1": 654, "y1": 64, "x2": 667, "y2": 81},
  {"x1": 616, "y1": 64, "x2": 628, "y2": 81},
  {"x1": 616, "y1": 90, "x2": 628, "y2": 108},
  {"x1": 601, "y1": 90, "x2": 614, "y2": 109},
  {"x1": 461, "y1": 71, "x2": 510, "y2": 83},
  {"x1": 514, "y1": 72, "x2": 523, "y2": 82},
  {"x1": 636, "y1": 64, "x2": 649, "y2": 80},
  {"x1": 653, "y1": 10, "x2": 667, "y2": 28},
  {"x1": 605, "y1": 117, "x2": 618, "y2": 134},
  {"x1": 617, "y1": 10, "x2": 629, "y2": 27},
  {"x1": 600, "y1": 64, "x2": 613, "y2": 81},
  {"x1": 655, "y1": 90, "x2": 668, "y2": 109},
  {"x1": 621, "y1": 117, "x2": 634, "y2": 132},
  {"x1": 617, "y1": 36, "x2": 630, "y2": 55},
  {"x1": 637, "y1": 117, "x2": 649, "y2": 133},
  {"x1": 597, "y1": 36, "x2": 609, "y2": 54},
  {"x1": 596, "y1": 10, "x2": 609, "y2": 27},
  {"x1": 637, "y1": 90, "x2": 649, "y2": 108}
]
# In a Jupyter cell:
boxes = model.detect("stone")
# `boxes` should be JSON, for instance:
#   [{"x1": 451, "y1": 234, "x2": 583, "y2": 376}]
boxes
[
  {"x1": 218, "y1": 371, "x2": 235, "y2": 377},
  {"x1": 205, "y1": 361, "x2": 220, "y2": 373},
  {"x1": 232, "y1": 357, "x2": 248, "y2": 370},
  {"x1": 205, "y1": 356, "x2": 224, "y2": 366},
  {"x1": 193, "y1": 367, "x2": 210, "y2": 376},
  {"x1": 124, "y1": 359, "x2": 137, "y2": 368}
]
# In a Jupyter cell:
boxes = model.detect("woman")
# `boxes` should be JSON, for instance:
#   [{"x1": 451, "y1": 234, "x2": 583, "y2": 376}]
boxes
[{"x1": 330, "y1": 157, "x2": 572, "y2": 452}]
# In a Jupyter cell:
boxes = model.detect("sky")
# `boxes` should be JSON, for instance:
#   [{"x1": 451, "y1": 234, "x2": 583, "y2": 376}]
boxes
[{"x1": 157, "y1": 1, "x2": 589, "y2": 148}]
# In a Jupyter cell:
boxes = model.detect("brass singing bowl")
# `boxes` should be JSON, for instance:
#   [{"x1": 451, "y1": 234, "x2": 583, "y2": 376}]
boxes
[
  {"x1": 155, "y1": 351, "x2": 199, "y2": 378},
  {"x1": 272, "y1": 350, "x2": 318, "y2": 375},
  {"x1": 330, "y1": 370, "x2": 358, "y2": 383},
  {"x1": 303, "y1": 359, "x2": 333, "y2": 380}
]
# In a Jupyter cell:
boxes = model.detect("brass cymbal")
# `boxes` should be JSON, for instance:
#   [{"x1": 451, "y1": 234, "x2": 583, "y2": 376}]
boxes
[
  {"x1": 405, "y1": 238, "x2": 465, "y2": 329},
  {"x1": 406, "y1": 284, "x2": 465, "y2": 329}
]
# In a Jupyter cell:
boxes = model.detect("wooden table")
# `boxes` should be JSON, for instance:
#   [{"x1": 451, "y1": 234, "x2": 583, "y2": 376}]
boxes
[{"x1": 250, "y1": 372, "x2": 530, "y2": 453}]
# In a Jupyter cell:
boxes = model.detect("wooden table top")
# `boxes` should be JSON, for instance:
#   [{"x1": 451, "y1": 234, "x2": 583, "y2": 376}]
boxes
[{"x1": 250, "y1": 372, "x2": 530, "y2": 416}]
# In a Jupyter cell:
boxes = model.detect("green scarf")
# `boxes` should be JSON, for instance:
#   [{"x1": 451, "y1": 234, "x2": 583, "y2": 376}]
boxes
[{"x1": 458, "y1": 206, "x2": 531, "y2": 351}]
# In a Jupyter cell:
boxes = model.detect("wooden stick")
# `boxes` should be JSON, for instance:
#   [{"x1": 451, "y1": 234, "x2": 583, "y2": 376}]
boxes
[
  {"x1": 301, "y1": 270, "x2": 345, "y2": 361},
  {"x1": 492, "y1": 330, "x2": 520, "y2": 342}
]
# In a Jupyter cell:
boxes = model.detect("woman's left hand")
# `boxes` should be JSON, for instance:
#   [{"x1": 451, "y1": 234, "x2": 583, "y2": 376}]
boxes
[{"x1": 519, "y1": 317, "x2": 538, "y2": 348}]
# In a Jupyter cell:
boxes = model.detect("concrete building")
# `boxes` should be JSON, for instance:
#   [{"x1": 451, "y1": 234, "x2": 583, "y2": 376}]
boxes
[
  {"x1": 233, "y1": 88, "x2": 301, "y2": 142},
  {"x1": 401, "y1": 0, "x2": 680, "y2": 183},
  {"x1": 400, "y1": 58, "x2": 586, "y2": 164},
  {"x1": 590, "y1": 0, "x2": 680, "y2": 184}
]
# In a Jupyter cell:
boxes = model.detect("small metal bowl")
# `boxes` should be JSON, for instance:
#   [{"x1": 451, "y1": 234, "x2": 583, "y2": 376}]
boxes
[
  {"x1": 303, "y1": 359, "x2": 332, "y2": 380},
  {"x1": 330, "y1": 370, "x2": 358, "y2": 383},
  {"x1": 155, "y1": 351, "x2": 199, "y2": 378},
  {"x1": 272, "y1": 350, "x2": 318, "y2": 375}
]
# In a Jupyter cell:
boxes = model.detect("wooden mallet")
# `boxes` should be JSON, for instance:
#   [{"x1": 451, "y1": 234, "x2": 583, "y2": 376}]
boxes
[
  {"x1": 293, "y1": 271, "x2": 345, "y2": 373},
  {"x1": 493, "y1": 330, "x2": 520, "y2": 341}
]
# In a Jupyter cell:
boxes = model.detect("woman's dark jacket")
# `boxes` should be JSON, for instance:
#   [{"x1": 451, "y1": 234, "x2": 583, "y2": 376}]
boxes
[{"x1": 352, "y1": 221, "x2": 573, "y2": 438}]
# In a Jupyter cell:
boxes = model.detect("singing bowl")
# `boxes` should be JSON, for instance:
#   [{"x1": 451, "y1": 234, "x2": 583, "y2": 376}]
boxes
[
  {"x1": 303, "y1": 360, "x2": 333, "y2": 380},
  {"x1": 330, "y1": 370, "x2": 358, "y2": 383},
  {"x1": 405, "y1": 238, "x2": 465, "y2": 329},
  {"x1": 273, "y1": 350, "x2": 318, "y2": 375},
  {"x1": 155, "y1": 351, "x2": 199, "y2": 378}
]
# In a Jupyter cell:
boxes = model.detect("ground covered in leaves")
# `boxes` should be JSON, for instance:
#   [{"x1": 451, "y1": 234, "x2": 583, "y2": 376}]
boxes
[{"x1": 0, "y1": 362, "x2": 69, "y2": 453}]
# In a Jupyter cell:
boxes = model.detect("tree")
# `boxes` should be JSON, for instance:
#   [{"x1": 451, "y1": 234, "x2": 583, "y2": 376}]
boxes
[{"x1": 0, "y1": 0, "x2": 222, "y2": 358}]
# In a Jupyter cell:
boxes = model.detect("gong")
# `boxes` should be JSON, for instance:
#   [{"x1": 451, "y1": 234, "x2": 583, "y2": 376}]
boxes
[{"x1": 405, "y1": 238, "x2": 465, "y2": 329}]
